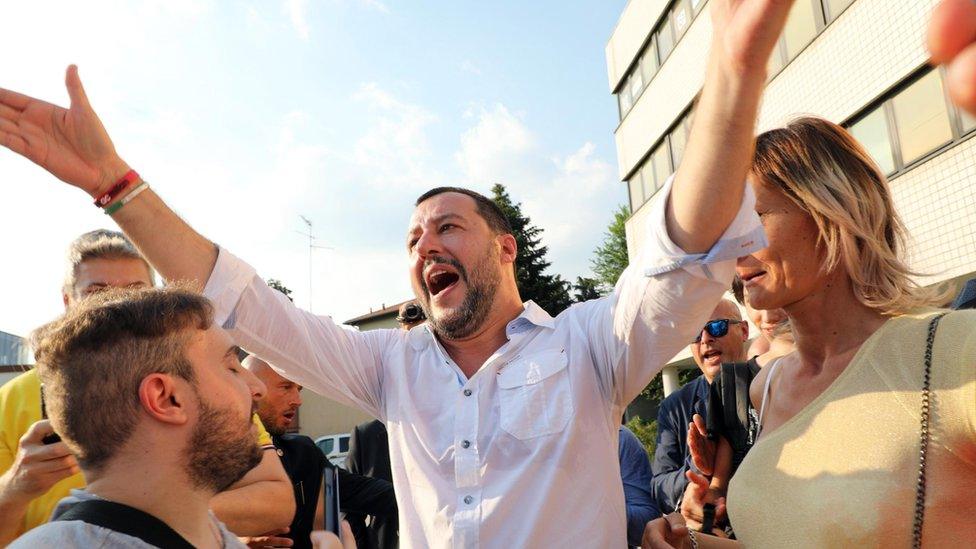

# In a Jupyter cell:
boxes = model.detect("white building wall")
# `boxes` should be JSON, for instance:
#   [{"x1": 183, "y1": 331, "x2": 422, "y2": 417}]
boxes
[{"x1": 615, "y1": 0, "x2": 976, "y2": 288}]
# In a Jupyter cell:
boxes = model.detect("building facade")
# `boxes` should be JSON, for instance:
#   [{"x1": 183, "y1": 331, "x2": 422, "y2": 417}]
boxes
[
  {"x1": 607, "y1": 0, "x2": 976, "y2": 394},
  {"x1": 0, "y1": 331, "x2": 32, "y2": 387}
]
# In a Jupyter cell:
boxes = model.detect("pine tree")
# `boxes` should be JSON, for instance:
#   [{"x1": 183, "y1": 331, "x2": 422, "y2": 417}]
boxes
[
  {"x1": 490, "y1": 183, "x2": 572, "y2": 316},
  {"x1": 591, "y1": 204, "x2": 631, "y2": 294},
  {"x1": 267, "y1": 279, "x2": 294, "y2": 302},
  {"x1": 573, "y1": 276, "x2": 602, "y2": 303}
]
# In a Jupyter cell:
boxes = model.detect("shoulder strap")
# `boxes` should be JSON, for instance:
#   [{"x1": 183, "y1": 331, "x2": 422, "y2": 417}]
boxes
[
  {"x1": 56, "y1": 499, "x2": 197, "y2": 549},
  {"x1": 756, "y1": 358, "x2": 783, "y2": 436},
  {"x1": 912, "y1": 312, "x2": 948, "y2": 549}
]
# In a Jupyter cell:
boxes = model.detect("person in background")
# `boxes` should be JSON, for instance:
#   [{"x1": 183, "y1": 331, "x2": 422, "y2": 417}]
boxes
[
  {"x1": 619, "y1": 424, "x2": 658, "y2": 547},
  {"x1": 650, "y1": 300, "x2": 749, "y2": 514},
  {"x1": 244, "y1": 356, "x2": 396, "y2": 549},
  {"x1": 346, "y1": 301, "x2": 423, "y2": 549},
  {"x1": 0, "y1": 231, "x2": 293, "y2": 545}
]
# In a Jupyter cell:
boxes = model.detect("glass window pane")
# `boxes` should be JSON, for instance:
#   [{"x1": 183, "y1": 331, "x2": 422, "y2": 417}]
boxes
[
  {"x1": 824, "y1": 0, "x2": 854, "y2": 21},
  {"x1": 640, "y1": 162, "x2": 656, "y2": 201},
  {"x1": 319, "y1": 439, "x2": 334, "y2": 454},
  {"x1": 629, "y1": 70, "x2": 644, "y2": 102},
  {"x1": 340, "y1": 437, "x2": 350, "y2": 453},
  {"x1": 849, "y1": 107, "x2": 896, "y2": 176},
  {"x1": 691, "y1": 0, "x2": 706, "y2": 13},
  {"x1": 961, "y1": 110, "x2": 976, "y2": 133},
  {"x1": 783, "y1": 0, "x2": 818, "y2": 60},
  {"x1": 892, "y1": 71, "x2": 954, "y2": 165},
  {"x1": 641, "y1": 41, "x2": 658, "y2": 83},
  {"x1": 652, "y1": 140, "x2": 672, "y2": 190},
  {"x1": 618, "y1": 84, "x2": 632, "y2": 118},
  {"x1": 670, "y1": 122, "x2": 688, "y2": 169},
  {"x1": 628, "y1": 172, "x2": 645, "y2": 211},
  {"x1": 673, "y1": 2, "x2": 692, "y2": 39},
  {"x1": 657, "y1": 21, "x2": 675, "y2": 62},
  {"x1": 767, "y1": 43, "x2": 785, "y2": 76}
]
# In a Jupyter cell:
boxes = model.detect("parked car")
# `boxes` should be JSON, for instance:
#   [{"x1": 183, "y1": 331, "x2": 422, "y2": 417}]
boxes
[{"x1": 314, "y1": 433, "x2": 351, "y2": 469}]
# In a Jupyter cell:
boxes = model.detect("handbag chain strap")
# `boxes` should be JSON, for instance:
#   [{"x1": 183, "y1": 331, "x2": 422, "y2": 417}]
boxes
[{"x1": 912, "y1": 312, "x2": 947, "y2": 549}]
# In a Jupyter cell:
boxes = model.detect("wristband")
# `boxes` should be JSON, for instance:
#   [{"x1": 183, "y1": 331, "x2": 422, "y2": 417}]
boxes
[
  {"x1": 93, "y1": 170, "x2": 140, "y2": 207},
  {"x1": 104, "y1": 181, "x2": 150, "y2": 215}
]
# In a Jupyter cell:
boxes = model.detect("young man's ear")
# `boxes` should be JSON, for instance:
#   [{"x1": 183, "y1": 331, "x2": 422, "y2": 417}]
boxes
[{"x1": 138, "y1": 374, "x2": 191, "y2": 426}]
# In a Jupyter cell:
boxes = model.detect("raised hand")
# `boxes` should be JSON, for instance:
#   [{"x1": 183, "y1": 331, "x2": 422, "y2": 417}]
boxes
[
  {"x1": 680, "y1": 470, "x2": 727, "y2": 529},
  {"x1": 0, "y1": 420, "x2": 79, "y2": 501},
  {"x1": 709, "y1": 0, "x2": 795, "y2": 75},
  {"x1": 929, "y1": 0, "x2": 976, "y2": 115},
  {"x1": 0, "y1": 65, "x2": 129, "y2": 197},
  {"x1": 687, "y1": 414, "x2": 716, "y2": 476}
]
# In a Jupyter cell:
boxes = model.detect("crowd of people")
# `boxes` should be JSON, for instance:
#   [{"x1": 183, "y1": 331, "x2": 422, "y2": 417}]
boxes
[{"x1": 0, "y1": 0, "x2": 974, "y2": 547}]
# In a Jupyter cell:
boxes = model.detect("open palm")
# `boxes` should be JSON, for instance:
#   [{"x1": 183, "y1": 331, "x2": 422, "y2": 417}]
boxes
[
  {"x1": 710, "y1": 0, "x2": 794, "y2": 73},
  {"x1": 0, "y1": 65, "x2": 124, "y2": 196}
]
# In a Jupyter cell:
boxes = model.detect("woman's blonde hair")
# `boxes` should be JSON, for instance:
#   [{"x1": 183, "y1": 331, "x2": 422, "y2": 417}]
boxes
[{"x1": 752, "y1": 116, "x2": 946, "y2": 315}]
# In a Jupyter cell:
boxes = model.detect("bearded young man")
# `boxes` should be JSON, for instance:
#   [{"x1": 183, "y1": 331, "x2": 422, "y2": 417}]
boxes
[{"x1": 0, "y1": 1, "x2": 794, "y2": 545}]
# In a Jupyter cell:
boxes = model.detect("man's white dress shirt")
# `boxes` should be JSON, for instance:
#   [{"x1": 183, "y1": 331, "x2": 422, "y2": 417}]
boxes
[{"x1": 204, "y1": 180, "x2": 765, "y2": 548}]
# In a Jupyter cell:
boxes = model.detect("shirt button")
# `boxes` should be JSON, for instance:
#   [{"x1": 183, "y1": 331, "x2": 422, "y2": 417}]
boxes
[
  {"x1": 463, "y1": 389, "x2": 472, "y2": 397},
  {"x1": 461, "y1": 440, "x2": 471, "y2": 449},
  {"x1": 464, "y1": 495, "x2": 474, "y2": 505}
]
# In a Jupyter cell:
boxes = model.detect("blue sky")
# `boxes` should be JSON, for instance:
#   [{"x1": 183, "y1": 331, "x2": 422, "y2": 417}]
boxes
[{"x1": 0, "y1": 0, "x2": 627, "y2": 336}]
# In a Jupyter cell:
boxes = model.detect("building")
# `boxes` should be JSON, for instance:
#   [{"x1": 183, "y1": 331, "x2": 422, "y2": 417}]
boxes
[
  {"x1": 0, "y1": 330, "x2": 32, "y2": 387},
  {"x1": 606, "y1": 0, "x2": 976, "y2": 395}
]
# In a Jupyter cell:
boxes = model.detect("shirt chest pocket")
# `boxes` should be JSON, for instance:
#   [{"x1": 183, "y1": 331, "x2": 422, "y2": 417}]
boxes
[{"x1": 496, "y1": 349, "x2": 574, "y2": 440}]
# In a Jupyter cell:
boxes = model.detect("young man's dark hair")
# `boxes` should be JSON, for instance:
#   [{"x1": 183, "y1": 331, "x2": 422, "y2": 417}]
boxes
[{"x1": 415, "y1": 187, "x2": 513, "y2": 235}]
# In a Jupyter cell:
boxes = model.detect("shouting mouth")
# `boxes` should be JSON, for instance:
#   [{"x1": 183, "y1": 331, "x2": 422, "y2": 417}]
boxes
[
  {"x1": 282, "y1": 409, "x2": 297, "y2": 426},
  {"x1": 425, "y1": 265, "x2": 461, "y2": 299},
  {"x1": 702, "y1": 349, "x2": 722, "y2": 364}
]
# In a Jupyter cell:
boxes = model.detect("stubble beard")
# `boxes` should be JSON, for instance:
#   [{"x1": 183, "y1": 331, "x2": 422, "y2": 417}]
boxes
[
  {"x1": 420, "y1": 248, "x2": 500, "y2": 341},
  {"x1": 185, "y1": 396, "x2": 263, "y2": 493}
]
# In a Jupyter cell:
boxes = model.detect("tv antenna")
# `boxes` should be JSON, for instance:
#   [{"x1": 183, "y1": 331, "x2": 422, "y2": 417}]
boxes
[{"x1": 296, "y1": 215, "x2": 334, "y2": 312}]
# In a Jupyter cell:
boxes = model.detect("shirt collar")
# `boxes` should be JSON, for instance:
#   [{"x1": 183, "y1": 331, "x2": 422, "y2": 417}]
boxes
[{"x1": 407, "y1": 300, "x2": 555, "y2": 351}]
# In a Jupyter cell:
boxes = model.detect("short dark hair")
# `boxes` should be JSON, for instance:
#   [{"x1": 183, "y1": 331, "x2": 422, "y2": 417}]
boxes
[
  {"x1": 32, "y1": 286, "x2": 212, "y2": 472},
  {"x1": 731, "y1": 276, "x2": 745, "y2": 305},
  {"x1": 415, "y1": 187, "x2": 512, "y2": 235}
]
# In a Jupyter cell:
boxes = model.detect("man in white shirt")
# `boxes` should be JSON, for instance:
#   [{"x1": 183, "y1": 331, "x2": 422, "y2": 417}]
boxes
[{"x1": 0, "y1": 1, "x2": 793, "y2": 545}]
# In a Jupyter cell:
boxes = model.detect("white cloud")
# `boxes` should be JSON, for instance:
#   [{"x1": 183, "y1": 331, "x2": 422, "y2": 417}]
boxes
[
  {"x1": 460, "y1": 60, "x2": 483, "y2": 76},
  {"x1": 455, "y1": 104, "x2": 537, "y2": 187},
  {"x1": 285, "y1": 0, "x2": 311, "y2": 40}
]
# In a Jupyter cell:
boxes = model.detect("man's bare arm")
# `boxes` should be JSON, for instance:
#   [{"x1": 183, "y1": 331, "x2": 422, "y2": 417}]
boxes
[
  {"x1": 0, "y1": 65, "x2": 217, "y2": 287},
  {"x1": 666, "y1": 0, "x2": 793, "y2": 253},
  {"x1": 212, "y1": 448, "x2": 295, "y2": 536}
]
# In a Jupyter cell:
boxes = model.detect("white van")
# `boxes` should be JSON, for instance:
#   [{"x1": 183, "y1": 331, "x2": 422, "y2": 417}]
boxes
[{"x1": 314, "y1": 433, "x2": 351, "y2": 469}]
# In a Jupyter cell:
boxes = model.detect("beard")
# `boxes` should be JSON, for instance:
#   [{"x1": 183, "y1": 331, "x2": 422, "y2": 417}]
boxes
[
  {"x1": 419, "y1": 246, "x2": 500, "y2": 341},
  {"x1": 185, "y1": 397, "x2": 263, "y2": 493}
]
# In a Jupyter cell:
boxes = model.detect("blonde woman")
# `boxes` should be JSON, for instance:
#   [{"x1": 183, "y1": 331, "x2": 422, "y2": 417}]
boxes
[{"x1": 645, "y1": 117, "x2": 976, "y2": 548}]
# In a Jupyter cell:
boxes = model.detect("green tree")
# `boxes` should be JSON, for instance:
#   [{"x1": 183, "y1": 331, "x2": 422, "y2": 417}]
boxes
[
  {"x1": 624, "y1": 415, "x2": 658, "y2": 458},
  {"x1": 591, "y1": 204, "x2": 631, "y2": 293},
  {"x1": 641, "y1": 368, "x2": 701, "y2": 404},
  {"x1": 573, "y1": 276, "x2": 602, "y2": 303},
  {"x1": 490, "y1": 184, "x2": 572, "y2": 315},
  {"x1": 267, "y1": 279, "x2": 294, "y2": 302}
]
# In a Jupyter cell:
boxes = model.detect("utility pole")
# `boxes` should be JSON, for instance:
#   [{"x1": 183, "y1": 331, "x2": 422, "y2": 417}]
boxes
[{"x1": 296, "y1": 216, "x2": 334, "y2": 313}]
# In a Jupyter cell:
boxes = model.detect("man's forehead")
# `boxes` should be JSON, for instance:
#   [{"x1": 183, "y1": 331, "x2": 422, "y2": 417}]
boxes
[
  {"x1": 76, "y1": 257, "x2": 153, "y2": 284},
  {"x1": 410, "y1": 192, "x2": 479, "y2": 226},
  {"x1": 709, "y1": 300, "x2": 740, "y2": 320}
]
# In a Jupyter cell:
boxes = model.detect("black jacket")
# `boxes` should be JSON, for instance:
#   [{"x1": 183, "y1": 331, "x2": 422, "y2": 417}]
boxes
[
  {"x1": 346, "y1": 420, "x2": 398, "y2": 549},
  {"x1": 650, "y1": 375, "x2": 709, "y2": 513},
  {"x1": 274, "y1": 433, "x2": 397, "y2": 549}
]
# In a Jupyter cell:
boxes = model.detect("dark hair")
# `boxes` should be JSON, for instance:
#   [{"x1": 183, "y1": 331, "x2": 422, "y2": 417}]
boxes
[
  {"x1": 32, "y1": 286, "x2": 213, "y2": 471},
  {"x1": 415, "y1": 187, "x2": 512, "y2": 235},
  {"x1": 731, "y1": 276, "x2": 745, "y2": 305}
]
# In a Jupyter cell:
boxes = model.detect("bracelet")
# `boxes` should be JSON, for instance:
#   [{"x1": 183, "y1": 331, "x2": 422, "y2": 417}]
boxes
[
  {"x1": 103, "y1": 181, "x2": 150, "y2": 215},
  {"x1": 93, "y1": 170, "x2": 140, "y2": 207},
  {"x1": 688, "y1": 530, "x2": 700, "y2": 549}
]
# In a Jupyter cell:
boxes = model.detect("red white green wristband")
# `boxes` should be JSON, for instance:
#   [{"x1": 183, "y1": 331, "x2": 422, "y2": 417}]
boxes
[
  {"x1": 103, "y1": 181, "x2": 150, "y2": 215},
  {"x1": 93, "y1": 170, "x2": 140, "y2": 207}
]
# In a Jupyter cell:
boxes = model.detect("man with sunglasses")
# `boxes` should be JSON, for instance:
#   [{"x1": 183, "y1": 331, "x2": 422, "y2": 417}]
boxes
[{"x1": 649, "y1": 299, "x2": 748, "y2": 515}]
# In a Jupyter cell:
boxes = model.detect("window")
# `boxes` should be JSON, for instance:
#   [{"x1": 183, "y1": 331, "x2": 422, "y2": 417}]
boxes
[
  {"x1": 628, "y1": 172, "x2": 645, "y2": 212},
  {"x1": 822, "y1": 0, "x2": 854, "y2": 22},
  {"x1": 629, "y1": 71, "x2": 644, "y2": 102},
  {"x1": 319, "y1": 438, "x2": 335, "y2": 454},
  {"x1": 640, "y1": 162, "x2": 656, "y2": 201},
  {"x1": 849, "y1": 107, "x2": 896, "y2": 175},
  {"x1": 672, "y1": 1, "x2": 692, "y2": 40},
  {"x1": 657, "y1": 20, "x2": 676, "y2": 62},
  {"x1": 640, "y1": 42, "x2": 658, "y2": 83},
  {"x1": 690, "y1": 0, "x2": 706, "y2": 13},
  {"x1": 669, "y1": 120, "x2": 689, "y2": 169},
  {"x1": 961, "y1": 110, "x2": 976, "y2": 133},
  {"x1": 652, "y1": 141, "x2": 673, "y2": 191},
  {"x1": 891, "y1": 71, "x2": 953, "y2": 165},
  {"x1": 618, "y1": 86, "x2": 633, "y2": 118},
  {"x1": 782, "y1": 0, "x2": 820, "y2": 60},
  {"x1": 339, "y1": 436, "x2": 350, "y2": 453}
]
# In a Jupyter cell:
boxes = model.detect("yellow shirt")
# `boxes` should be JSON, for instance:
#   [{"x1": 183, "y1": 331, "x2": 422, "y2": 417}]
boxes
[
  {"x1": 0, "y1": 368, "x2": 272, "y2": 536},
  {"x1": 727, "y1": 310, "x2": 976, "y2": 548}
]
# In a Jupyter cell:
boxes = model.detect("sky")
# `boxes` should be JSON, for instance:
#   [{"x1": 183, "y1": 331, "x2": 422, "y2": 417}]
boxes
[{"x1": 0, "y1": 0, "x2": 628, "y2": 337}]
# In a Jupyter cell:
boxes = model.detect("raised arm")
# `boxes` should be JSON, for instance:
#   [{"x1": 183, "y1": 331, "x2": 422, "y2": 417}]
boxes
[
  {"x1": 666, "y1": 0, "x2": 793, "y2": 253},
  {"x1": 0, "y1": 65, "x2": 217, "y2": 288}
]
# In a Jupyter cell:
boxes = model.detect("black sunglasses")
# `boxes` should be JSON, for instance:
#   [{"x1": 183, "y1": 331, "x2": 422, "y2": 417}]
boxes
[{"x1": 693, "y1": 319, "x2": 743, "y2": 343}]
